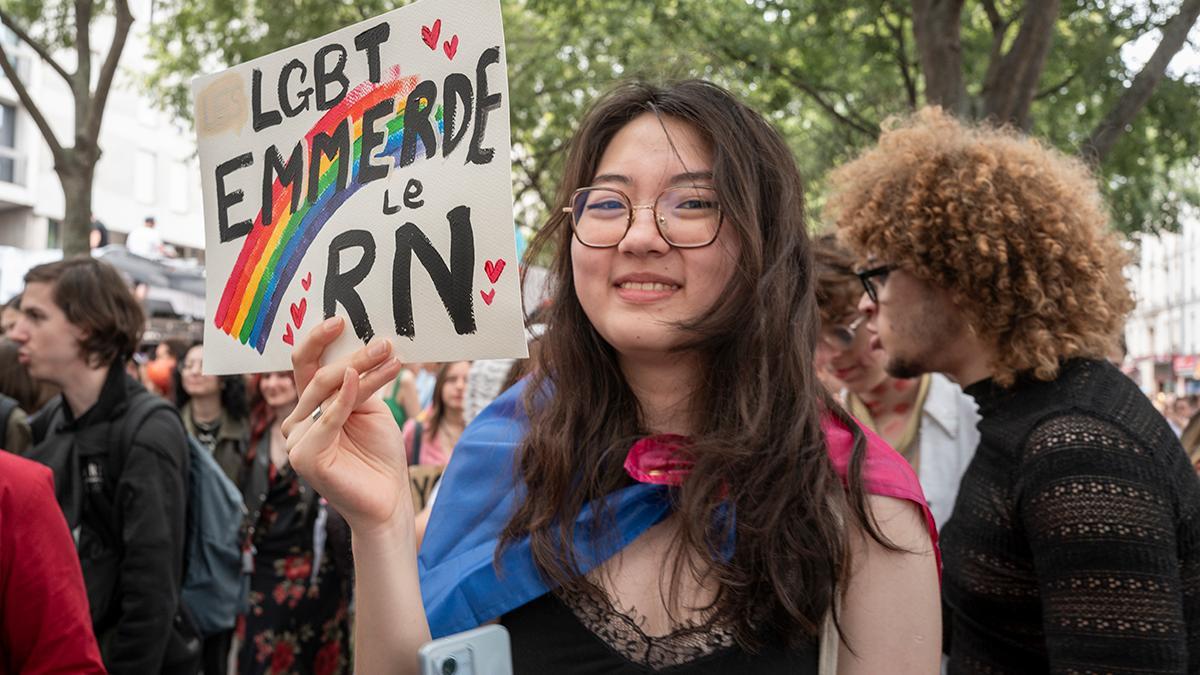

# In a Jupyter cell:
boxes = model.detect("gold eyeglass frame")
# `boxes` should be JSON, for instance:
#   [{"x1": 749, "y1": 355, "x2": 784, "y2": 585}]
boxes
[{"x1": 561, "y1": 185, "x2": 724, "y2": 249}]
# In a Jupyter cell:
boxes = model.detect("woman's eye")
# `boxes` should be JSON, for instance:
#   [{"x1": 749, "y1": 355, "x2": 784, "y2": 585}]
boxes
[
  {"x1": 586, "y1": 200, "x2": 625, "y2": 211},
  {"x1": 678, "y1": 199, "x2": 717, "y2": 209}
]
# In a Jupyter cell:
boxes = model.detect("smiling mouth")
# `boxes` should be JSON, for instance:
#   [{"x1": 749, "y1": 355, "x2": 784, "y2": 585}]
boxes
[{"x1": 617, "y1": 281, "x2": 680, "y2": 292}]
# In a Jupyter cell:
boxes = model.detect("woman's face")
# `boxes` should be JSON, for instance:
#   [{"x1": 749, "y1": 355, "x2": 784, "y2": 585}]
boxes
[
  {"x1": 440, "y1": 361, "x2": 470, "y2": 412},
  {"x1": 571, "y1": 113, "x2": 740, "y2": 359},
  {"x1": 259, "y1": 371, "x2": 298, "y2": 411},
  {"x1": 821, "y1": 315, "x2": 889, "y2": 394},
  {"x1": 181, "y1": 346, "x2": 219, "y2": 399}
]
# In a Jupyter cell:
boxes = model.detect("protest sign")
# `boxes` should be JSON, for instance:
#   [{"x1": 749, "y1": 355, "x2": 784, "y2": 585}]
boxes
[{"x1": 193, "y1": 0, "x2": 527, "y2": 374}]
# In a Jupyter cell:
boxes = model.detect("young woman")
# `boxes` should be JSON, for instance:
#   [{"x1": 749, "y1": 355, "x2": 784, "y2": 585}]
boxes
[
  {"x1": 170, "y1": 342, "x2": 250, "y2": 674},
  {"x1": 813, "y1": 235, "x2": 979, "y2": 530},
  {"x1": 174, "y1": 343, "x2": 250, "y2": 485},
  {"x1": 282, "y1": 81, "x2": 941, "y2": 674},
  {"x1": 239, "y1": 372, "x2": 350, "y2": 675},
  {"x1": 402, "y1": 361, "x2": 469, "y2": 466}
]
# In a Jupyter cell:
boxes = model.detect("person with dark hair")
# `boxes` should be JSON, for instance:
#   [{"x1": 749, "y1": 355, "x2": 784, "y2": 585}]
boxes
[
  {"x1": 0, "y1": 295, "x2": 19, "y2": 336},
  {"x1": 402, "y1": 361, "x2": 468, "y2": 467},
  {"x1": 828, "y1": 107, "x2": 1200, "y2": 673},
  {"x1": 7, "y1": 256, "x2": 194, "y2": 674},
  {"x1": 174, "y1": 343, "x2": 249, "y2": 484},
  {"x1": 282, "y1": 80, "x2": 941, "y2": 673},
  {"x1": 173, "y1": 342, "x2": 248, "y2": 675},
  {"x1": 239, "y1": 372, "x2": 350, "y2": 675},
  {"x1": 90, "y1": 213, "x2": 110, "y2": 249},
  {"x1": 812, "y1": 234, "x2": 979, "y2": 530},
  {"x1": 0, "y1": 339, "x2": 34, "y2": 457}
]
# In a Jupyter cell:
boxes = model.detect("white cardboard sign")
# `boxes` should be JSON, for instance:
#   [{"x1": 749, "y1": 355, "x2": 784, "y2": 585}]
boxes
[{"x1": 193, "y1": 0, "x2": 526, "y2": 375}]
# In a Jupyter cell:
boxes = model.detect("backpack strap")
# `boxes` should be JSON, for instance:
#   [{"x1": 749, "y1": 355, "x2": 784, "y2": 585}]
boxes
[
  {"x1": 0, "y1": 395, "x2": 17, "y2": 449},
  {"x1": 28, "y1": 395, "x2": 61, "y2": 445},
  {"x1": 411, "y1": 421, "x2": 424, "y2": 466},
  {"x1": 84, "y1": 391, "x2": 180, "y2": 550}
]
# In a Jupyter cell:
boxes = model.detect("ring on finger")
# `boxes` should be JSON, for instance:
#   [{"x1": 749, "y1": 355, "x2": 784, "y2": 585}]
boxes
[{"x1": 311, "y1": 405, "x2": 323, "y2": 423}]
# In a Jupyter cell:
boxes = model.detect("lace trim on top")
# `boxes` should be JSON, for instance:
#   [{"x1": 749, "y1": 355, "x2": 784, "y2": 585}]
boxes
[{"x1": 556, "y1": 584, "x2": 736, "y2": 670}]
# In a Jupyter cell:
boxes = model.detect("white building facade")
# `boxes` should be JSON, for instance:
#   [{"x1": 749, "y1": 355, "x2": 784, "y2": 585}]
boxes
[
  {"x1": 0, "y1": 1, "x2": 206, "y2": 256},
  {"x1": 1125, "y1": 209, "x2": 1200, "y2": 397}
]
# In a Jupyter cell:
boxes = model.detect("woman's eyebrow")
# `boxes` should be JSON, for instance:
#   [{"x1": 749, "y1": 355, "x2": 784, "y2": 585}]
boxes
[
  {"x1": 670, "y1": 171, "x2": 714, "y2": 184},
  {"x1": 590, "y1": 171, "x2": 715, "y2": 186},
  {"x1": 591, "y1": 173, "x2": 631, "y2": 185}
]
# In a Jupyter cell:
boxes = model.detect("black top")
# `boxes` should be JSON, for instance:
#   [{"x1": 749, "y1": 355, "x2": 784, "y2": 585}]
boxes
[
  {"x1": 941, "y1": 358, "x2": 1200, "y2": 674},
  {"x1": 28, "y1": 364, "x2": 190, "y2": 674},
  {"x1": 501, "y1": 587, "x2": 818, "y2": 674}
]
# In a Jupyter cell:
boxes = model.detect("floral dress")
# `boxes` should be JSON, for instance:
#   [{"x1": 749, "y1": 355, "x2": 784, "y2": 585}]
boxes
[{"x1": 238, "y1": 461, "x2": 351, "y2": 675}]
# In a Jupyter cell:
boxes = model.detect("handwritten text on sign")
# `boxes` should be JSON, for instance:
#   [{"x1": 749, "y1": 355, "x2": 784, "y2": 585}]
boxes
[{"x1": 194, "y1": 0, "x2": 526, "y2": 375}]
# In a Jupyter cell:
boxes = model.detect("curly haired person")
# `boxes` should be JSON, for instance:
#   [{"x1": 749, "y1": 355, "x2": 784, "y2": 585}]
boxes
[{"x1": 827, "y1": 107, "x2": 1200, "y2": 675}]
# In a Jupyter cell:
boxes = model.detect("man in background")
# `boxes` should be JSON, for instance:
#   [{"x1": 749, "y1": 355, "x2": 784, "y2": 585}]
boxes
[{"x1": 8, "y1": 257, "x2": 193, "y2": 674}]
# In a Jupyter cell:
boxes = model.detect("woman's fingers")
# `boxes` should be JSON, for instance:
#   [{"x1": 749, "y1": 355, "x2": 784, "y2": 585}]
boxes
[
  {"x1": 282, "y1": 350, "x2": 403, "y2": 439},
  {"x1": 285, "y1": 338, "x2": 397, "y2": 435},
  {"x1": 291, "y1": 316, "x2": 345, "y2": 391},
  {"x1": 357, "y1": 357, "x2": 404, "y2": 406},
  {"x1": 288, "y1": 367, "x2": 359, "y2": 475}
]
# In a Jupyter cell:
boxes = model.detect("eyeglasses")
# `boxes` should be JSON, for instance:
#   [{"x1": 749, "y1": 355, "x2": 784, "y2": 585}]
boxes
[
  {"x1": 562, "y1": 185, "x2": 724, "y2": 248},
  {"x1": 856, "y1": 265, "x2": 894, "y2": 304},
  {"x1": 820, "y1": 315, "x2": 867, "y2": 350}
]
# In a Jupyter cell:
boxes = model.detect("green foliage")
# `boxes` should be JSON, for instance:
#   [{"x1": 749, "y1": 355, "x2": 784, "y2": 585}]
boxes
[{"x1": 145, "y1": 0, "x2": 1200, "y2": 236}]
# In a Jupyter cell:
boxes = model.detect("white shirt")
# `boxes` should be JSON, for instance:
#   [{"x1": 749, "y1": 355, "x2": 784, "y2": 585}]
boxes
[
  {"x1": 916, "y1": 373, "x2": 981, "y2": 530},
  {"x1": 125, "y1": 226, "x2": 164, "y2": 259}
]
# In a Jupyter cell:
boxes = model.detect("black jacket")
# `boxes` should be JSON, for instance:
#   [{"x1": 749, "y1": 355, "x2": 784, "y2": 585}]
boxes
[{"x1": 30, "y1": 365, "x2": 189, "y2": 674}]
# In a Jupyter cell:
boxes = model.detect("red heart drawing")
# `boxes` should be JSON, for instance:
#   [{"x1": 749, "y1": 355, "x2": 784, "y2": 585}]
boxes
[
  {"x1": 282, "y1": 323, "x2": 295, "y2": 346},
  {"x1": 290, "y1": 298, "x2": 307, "y2": 328},
  {"x1": 421, "y1": 19, "x2": 441, "y2": 50},
  {"x1": 484, "y1": 258, "x2": 505, "y2": 283},
  {"x1": 300, "y1": 271, "x2": 312, "y2": 291},
  {"x1": 480, "y1": 288, "x2": 496, "y2": 305},
  {"x1": 443, "y1": 35, "x2": 459, "y2": 60}
]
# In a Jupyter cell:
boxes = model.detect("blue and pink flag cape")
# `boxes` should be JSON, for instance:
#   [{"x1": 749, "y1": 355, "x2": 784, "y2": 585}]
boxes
[{"x1": 418, "y1": 380, "x2": 938, "y2": 638}]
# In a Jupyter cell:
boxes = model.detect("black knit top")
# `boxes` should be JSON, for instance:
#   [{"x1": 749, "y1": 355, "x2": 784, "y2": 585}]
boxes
[{"x1": 941, "y1": 358, "x2": 1200, "y2": 674}]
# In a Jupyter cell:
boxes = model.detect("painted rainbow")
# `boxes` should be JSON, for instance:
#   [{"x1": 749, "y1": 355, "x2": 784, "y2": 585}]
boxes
[{"x1": 214, "y1": 68, "x2": 445, "y2": 352}]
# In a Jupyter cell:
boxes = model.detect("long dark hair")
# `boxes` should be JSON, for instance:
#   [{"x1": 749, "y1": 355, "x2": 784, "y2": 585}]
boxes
[
  {"x1": 501, "y1": 80, "x2": 890, "y2": 649},
  {"x1": 425, "y1": 361, "x2": 467, "y2": 437},
  {"x1": 248, "y1": 371, "x2": 295, "y2": 450},
  {"x1": 173, "y1": 342, "x2": 249, "y2": 421},
  {"x1": 0, "y1": 338, "x2": 40, "y2": 412}
]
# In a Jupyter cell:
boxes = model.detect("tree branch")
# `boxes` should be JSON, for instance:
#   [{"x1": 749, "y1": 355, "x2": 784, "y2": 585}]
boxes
[
  {"x1": 881, "y1": 4, "x2": 918, "y2": 108},
  {"x1": 74, "y1": 0, "x2": 92, "y2": 149},
  {"x1": 910, "y1": 0, "x2": 967, "y2": 113},
  {"x1": 85, "y1": 0, "x2": 133, "y2": 145},
  {"x1": 1034, "y1": 69, "x2": 1079, "y2": 100},
  {"x1": 1083, "y1": 0, "x2": 1200, "y2": 164},
  {"x1": 0, "y1": 9, "x2": 73, "y2": 84},
  {"x1": 981, "y1": 0, "x2": 1006, "y2": 33},
  {"x1": 980, "y1": 0, "x2": 1061, "y2": 128},
  {"x1": 0, "y1": 39, "x2": 66, "y2": 162}
]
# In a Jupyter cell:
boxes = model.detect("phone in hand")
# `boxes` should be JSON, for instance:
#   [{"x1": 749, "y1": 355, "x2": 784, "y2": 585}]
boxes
[{"x1": 417, "y1": 624, "x2": 513, "y2": 675}]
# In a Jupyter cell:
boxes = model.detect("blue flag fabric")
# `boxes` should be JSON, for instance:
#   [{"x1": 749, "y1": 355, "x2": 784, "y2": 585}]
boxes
[
  {"x1": 417, "y1": 379, "x2": 672, "y2": 638},
  {"x1": 417, "y1": 378, "x2": 939, "y2": 638}
]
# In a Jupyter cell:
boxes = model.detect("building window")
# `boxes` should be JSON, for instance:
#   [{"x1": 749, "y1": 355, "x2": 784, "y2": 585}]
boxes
[
  {"x1": 134, "y1": 150, "x2": 156, "y2": 204},
  {"x1": 46, "y1": 218, "x2": 60, "y2": 249},
  {"x1": 169, "y1": 160, "x2": 188, "y2": 213},
  {"x1": 0, "y1": 103, "x2": 17, "y2": 184}
]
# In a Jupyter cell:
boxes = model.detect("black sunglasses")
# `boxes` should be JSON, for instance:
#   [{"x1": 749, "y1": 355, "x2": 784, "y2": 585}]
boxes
[{"x1": 856, "y1": 265, "x2": 894, "y2": 304}]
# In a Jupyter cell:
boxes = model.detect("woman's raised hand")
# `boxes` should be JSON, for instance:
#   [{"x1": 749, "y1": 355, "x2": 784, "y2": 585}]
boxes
[{"x1": 283, "y1": 317, "x2": 412, "y2": 533}]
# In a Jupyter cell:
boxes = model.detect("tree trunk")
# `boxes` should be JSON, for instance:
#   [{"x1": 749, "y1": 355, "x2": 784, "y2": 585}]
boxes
[
  {"x1": 910, "y1": 0, "x2": 967, "y2": 115},
  {"x1": 1082, "y1": 0, "x2": 1200, "y2": 164},
  {"x1": 56, "y1": 157, "x2": 95, "y2": 257},
  {"x1": 980, "y1": 0, "x2": 1061, "y2": 129}
]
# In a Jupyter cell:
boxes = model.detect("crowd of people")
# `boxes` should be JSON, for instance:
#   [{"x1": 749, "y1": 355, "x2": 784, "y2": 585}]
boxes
[{"x1": 2, "y1": 77, "x2": 1200, "y2": 675}]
